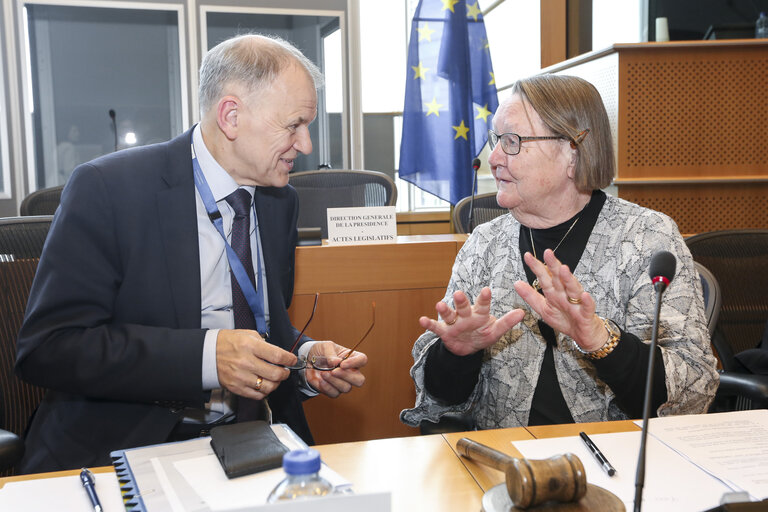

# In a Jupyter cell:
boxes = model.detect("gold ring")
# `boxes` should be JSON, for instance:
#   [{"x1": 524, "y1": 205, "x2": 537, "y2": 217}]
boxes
[
  {"x1": 445, "y1": 316, "x2": 457, "y2": 326},
  {"x1": 567, "y1": 296, "x2": 583, "y2": 305},
  {"x1": 254, "y1": 376, "x2": 263, "y2": 390}
]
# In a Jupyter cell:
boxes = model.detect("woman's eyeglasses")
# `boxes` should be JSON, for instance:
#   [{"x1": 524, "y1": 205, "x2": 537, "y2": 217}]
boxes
[{"x1": 282, "y1": 294, "x2": 375, "y2": 372}]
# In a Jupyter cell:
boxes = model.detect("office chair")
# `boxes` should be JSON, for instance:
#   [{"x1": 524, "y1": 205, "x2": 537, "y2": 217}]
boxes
[
  {"x1": 0, "y1": 216, "x2": 53, "y2": 474},
  {"x1": 19, "y1": 185, "x2": 64, "y2": 216},
  {"x1": 452, "y1": 192, "x2": 508, "y2": 234},
  {"x1": 695, "y1": 262, "x2": 721, "y2": 340},
  {"x1": 289, "y1": 169, "x2": 397, "y2": 239},
  {"x1": 685, "y1": 229, "x2": 768, "y2": 411}
]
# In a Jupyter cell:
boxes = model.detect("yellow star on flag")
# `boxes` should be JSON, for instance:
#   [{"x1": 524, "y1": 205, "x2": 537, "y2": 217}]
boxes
[
  {"x1": 412, "y1": 61, "x2": 429, "y2": 80},
  {"x1": 467, "y1": 2, "x2": 482, "y2": 21},
  {"x1": 475, "y1": 104, "x2": 492, "y2": 122},
  {"x1": 417, "y1": 23, "x2": 436, "y2": 42},
  {"x1": 453, "y1": 120, "x2": 470, "y2": 140},
  {"x1": 442, "y1": 0, "x2": 459, "y2": 13},
  {"x1": 488, "y1": 72, "x2": 496, "y2": 85},
  {"x1": 425, "y1": 97, "x2": 442, "y2": 116}
]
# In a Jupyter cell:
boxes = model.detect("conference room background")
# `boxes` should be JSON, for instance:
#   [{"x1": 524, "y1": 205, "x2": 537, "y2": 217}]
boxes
[{"x1": 1, "y1": 0, "x2": 767, "y2": 218}]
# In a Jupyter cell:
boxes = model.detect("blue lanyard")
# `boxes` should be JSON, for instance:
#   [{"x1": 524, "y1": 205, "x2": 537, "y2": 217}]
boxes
[{"x1": 191, "y1": 143, "x2": 268, "y2": 335}]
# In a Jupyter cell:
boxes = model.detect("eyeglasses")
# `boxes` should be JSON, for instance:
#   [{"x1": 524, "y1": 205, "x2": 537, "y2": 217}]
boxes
[
  {"x1": 487, "y1": 129, "x2": 566, "y2": 156},
  {"x1": 288, "y1": 292, "x2": 319, "y2": 354},
  {"x1": 282, "y1": 298, "x2": 375, "y2": 372}
]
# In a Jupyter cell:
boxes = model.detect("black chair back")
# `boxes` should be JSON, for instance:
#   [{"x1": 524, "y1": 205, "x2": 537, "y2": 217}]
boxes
[
  {"x1": 452, "y1": 192, "x2": 507, "y2": 234},
  {"x1": 685, "y1": 229, "x2": 768, "y2": 366},
  {"x1": 19, "y1": 185, "x2": 64, "y2": 216},
  {"x1": 686, "y1": 229, "x2": 768, "y2": 412},
  {"x1": 289, "y1": 170, "x2": 397, "y2": 239},
  {"x1": 0, "y1": 216, "x2": 53, "y2": 474}
]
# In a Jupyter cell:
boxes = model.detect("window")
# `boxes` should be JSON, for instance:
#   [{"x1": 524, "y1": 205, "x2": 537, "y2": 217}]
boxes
[
  {"x1": 0, "y1": 48, "x2": 10, "y2": 198},
  {"x1": 592, "y1": 0, "x2": 643, "y2": 49},
  {"x1": 23, "y1": 3, "x2": 185, "y2": 190},
  {"x1": 203, "y1": 9, "x2": 343, "y2": 172},
  {"x1": 485, "y1": 0, "x2": 541, "y2": 93}
]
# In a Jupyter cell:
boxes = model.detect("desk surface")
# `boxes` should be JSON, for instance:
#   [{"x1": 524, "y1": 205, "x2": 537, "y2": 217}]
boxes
[
  {"x1": 444, "y1": 420, "x2": 640, "y2": 493},
  {"x1": 0, "y1": 420, "x2": 640, "y2": 511},
  {"x1": 290, "y1": 234, "x2": 467, "y2": 444},
  {"x1": 316, "y1": 434, "x2": 484, "y2": 511}
]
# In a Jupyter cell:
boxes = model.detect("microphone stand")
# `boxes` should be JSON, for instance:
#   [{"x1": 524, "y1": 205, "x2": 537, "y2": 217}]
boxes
[
  {"x1": 109, "y1": 109, "x2": 118, "y2": 152},
  {"x1": 633, "y1": 283, "x2": 665, "y2": 512}
]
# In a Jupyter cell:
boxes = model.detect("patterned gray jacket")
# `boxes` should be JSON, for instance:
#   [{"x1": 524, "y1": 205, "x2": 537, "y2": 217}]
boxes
[{"x1": 401, "y1": 195, "x2": 718, "y2": 429}]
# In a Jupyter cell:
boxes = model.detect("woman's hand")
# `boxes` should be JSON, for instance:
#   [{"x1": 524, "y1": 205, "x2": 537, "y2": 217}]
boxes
[
  {"x1": 419, "y1": 286, "x2": 525, "y2": 356},
  {"x1": 514, "y1": 249, "x2": 606, "y2": 352}
]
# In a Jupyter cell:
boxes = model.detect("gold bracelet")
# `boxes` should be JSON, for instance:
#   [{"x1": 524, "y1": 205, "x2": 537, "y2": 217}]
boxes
[{"x1": 573, "y1": 317, "x2": 621, "y2": 360}]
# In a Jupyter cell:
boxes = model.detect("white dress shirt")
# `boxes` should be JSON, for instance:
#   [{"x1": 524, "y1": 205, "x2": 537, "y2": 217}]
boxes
[{"x1": 191, "y1": 125, "x2": 315, "y2": 423}]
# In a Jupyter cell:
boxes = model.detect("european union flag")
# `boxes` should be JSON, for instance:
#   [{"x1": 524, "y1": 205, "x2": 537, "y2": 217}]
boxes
[{"x1": 399, "y1": 0, "x2": 498, "y2": 206}]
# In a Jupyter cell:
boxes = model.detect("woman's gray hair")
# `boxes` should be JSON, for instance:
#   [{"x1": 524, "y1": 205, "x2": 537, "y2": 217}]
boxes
[
  {"x1": 511, "y1": 74, "x2": 615, "y2": 191},
  {"x1": 198, "y1": 33, "x2": 324, "y2": 115}
]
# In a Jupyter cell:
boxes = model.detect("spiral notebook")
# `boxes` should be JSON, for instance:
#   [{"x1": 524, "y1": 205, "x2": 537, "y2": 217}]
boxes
[{"x1": 110, "y1": 423, "x2": 332, "y2": 511}]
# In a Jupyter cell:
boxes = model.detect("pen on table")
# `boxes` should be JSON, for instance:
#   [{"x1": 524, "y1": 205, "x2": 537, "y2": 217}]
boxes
[
  {"x1": 80, "y1": 467, "x2": 103, "y2": 512},
  {"x1": 579, "y1": 431, "x2": 616, "y2": 477}
]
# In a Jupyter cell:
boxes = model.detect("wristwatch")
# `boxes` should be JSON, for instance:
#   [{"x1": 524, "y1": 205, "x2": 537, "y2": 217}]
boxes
[{"x1": 574, "y1": 317, "x2": 621, "y2": 360}]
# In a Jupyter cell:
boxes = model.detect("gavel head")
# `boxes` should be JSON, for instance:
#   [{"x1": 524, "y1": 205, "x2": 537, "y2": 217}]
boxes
[{"x1": 508, "y1": 453, "x2": 587, "y2": 509}]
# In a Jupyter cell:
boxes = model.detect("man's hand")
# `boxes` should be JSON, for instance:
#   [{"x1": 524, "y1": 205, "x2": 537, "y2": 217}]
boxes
[
  {"x1": 305, "y1": 341, "x2": 367, "y2": 398},
  {"x1": 216, "y1": 329, "x2": 297, "y2": 399}
]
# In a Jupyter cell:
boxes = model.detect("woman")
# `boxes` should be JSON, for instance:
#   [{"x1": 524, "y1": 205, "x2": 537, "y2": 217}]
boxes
[{"x1": 401, "y1": 75, "x2": 718, "y2": 430}]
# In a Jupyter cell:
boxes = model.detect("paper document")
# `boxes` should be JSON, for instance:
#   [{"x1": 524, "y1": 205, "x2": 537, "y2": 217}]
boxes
[
  {"x1": 638, "y1": 409, "x2": 768, "y2": 501},
  {"x1": 513, "y1": 430, "x2": 732, "y2": 512},
  {"x1": 174, "y1": 452, "x2": 351, "y2": 511},
  {"x1": 112, "y1": 423, "x2": 352, "y2": 511},
  {"x1": 0, "y1": 472, "x2": 123, "y2": 512}
]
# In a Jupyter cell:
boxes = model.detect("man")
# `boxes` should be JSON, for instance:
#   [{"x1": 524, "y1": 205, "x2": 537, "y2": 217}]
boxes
[{"x1": 15, "y1": 34, "x2": 367, "y2": 473}]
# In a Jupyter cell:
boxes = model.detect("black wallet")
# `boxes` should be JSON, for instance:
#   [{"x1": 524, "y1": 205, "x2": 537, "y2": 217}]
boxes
[{"x1": 210, "y1": 421, "x2": 289, "y2": 479}]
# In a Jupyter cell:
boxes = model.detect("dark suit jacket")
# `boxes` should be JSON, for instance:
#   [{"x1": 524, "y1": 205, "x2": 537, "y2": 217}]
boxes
[{"x1": 15, "y1": 128, "x2": 312, "y2": 473}]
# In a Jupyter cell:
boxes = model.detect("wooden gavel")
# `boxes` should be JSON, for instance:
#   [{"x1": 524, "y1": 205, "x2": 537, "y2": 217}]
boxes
[{"x1": 457, "y1": 438, "x2": 587, "y2": 509}]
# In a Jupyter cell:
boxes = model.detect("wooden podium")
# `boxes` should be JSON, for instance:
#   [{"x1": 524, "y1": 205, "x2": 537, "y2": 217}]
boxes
[
  {"x1": 288, "y1": 235, "x2": 466, "y2": 445},
  {"x1": 543, "y1": 39, "x2": 768, "y2": 234}
]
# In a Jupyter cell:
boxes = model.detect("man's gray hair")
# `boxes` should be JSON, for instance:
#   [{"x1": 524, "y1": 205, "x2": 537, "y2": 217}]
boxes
[{"x1": 198, "y1": 33, "x2": 324, "y2": 115}]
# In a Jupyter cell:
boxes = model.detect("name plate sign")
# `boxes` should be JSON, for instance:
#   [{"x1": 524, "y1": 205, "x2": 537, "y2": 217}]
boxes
[{"x1": 327, "y1": 206, "x2": 397, "y2": 245}]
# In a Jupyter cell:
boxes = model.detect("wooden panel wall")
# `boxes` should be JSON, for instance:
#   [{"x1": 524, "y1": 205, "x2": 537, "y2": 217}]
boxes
[
  {"x1": 541, "y1": 0, "x2": 567, "y2": 68},
  {"x1": 288, "y1": 235, "x2": 466, "y2": 445},
  {"x1": 616, "y1": 42, "x2": 768, "y2": 233},
  {"x1": 617, "y1": 182, "x2": 768, "y2": 235},
  {"x1": 546, "y1": 40, "x2": 768, "y2": 234},
  {"x1": 618, "y1": 43, "x2": 768, "y2": 180}
]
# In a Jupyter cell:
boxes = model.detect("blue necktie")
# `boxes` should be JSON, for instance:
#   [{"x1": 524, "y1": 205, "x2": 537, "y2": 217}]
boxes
[
  {"x1": 225, "y1": 189, "x2": 268, "y2": 422},
  {"x1": 225, "y1": 189, "x2": 257, "y2": 331}
]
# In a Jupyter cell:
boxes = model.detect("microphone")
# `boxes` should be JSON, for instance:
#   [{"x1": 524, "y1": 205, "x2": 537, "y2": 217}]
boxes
[
  {"x1": 649, "y1": 250, "x2": 676, "y2": 293},
  {"x1": 108, "y1": 109, "x2": 117, "y2": 152},
  {"x1": 466, "y1": 158, "x2": 482, "y2": 233},
  {"x1": 634, "y1": 250, "x2": 676, "y2": 512}
]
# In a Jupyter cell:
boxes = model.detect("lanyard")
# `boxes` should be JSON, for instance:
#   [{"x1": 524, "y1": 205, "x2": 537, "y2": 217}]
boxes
[{"x1": 191, "y1": 143, "x2": 268, "y2": 335}]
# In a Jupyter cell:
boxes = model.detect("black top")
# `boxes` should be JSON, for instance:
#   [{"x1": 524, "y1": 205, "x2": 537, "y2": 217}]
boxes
[{"x1": 424, "y1": 191, "x2": 668, "y2": 424}]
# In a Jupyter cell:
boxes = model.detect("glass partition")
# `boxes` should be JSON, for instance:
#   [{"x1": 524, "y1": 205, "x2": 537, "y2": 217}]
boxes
[
  {"x1": 204, "y1": 10, "x2": 343, "y2": 172},
  {"x1": 0, "y1": 54, "x2": 9, "y2": 199},
  {"x1": 24, "y1": 3, "x2": 184, "y2": 189}
]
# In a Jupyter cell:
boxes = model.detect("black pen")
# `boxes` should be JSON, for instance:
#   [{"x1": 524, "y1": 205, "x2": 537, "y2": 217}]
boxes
[
  {"x1": 79, "y1": 467, "x2": 103, "y2": 512},
  {"x1": 579, "y1": 431, "x2": 616, "y2": 477}
]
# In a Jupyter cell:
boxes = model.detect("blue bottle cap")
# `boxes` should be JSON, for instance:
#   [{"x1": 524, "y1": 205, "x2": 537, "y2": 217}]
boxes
[{"x1": 282, "y1": 449, "x2": 322, "y2": 475}]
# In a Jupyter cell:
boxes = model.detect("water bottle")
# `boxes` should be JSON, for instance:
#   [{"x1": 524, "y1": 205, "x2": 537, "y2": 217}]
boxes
[
  {"x1": 757, "y1": 12, "x2": 768, "y2": 39},
  {"x1": 266, "y1": 449, "x2": 334, "y2": 502}
]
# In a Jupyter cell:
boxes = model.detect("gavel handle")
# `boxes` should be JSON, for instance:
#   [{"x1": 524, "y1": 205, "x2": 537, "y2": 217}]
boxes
[{"x1": 456, "y1": 437, "x2": 516, "y2": 472}]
